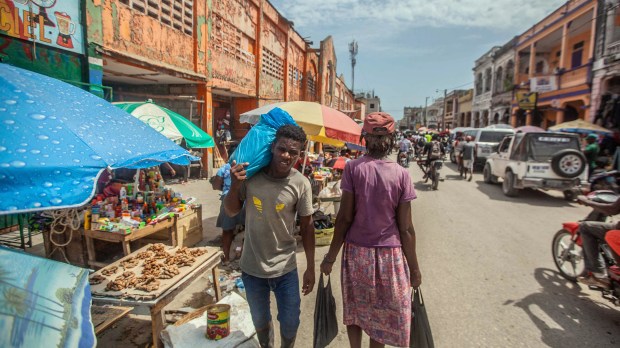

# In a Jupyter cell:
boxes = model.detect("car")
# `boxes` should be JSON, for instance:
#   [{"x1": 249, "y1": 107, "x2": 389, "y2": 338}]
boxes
[
  {"x1": 469, "y1": 128, "x2": 515, "y2": 168},
  {"x1": 483, "y1": 132, "x2": 588, "y2": 200}
]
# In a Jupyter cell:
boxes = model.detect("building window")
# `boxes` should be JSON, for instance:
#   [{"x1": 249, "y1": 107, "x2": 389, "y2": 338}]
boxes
[
  {"x1": 262, "y1": 49, "x2": 284, "y2": 80},
  {"x1": 120, "y1": 0, "x2": 194, "y2": 36},
  {"x1": 484, "y1": 68, "x2": 492, "y2": 92},
  {"x1": 476, "y1": 73, "x2": 483, "y2": 95},
  {"x1": 370, "y1": 103, "x2": 375, "y2": 109},
  {"x1": 571, "y1": 41, "x2": 584, "y2": 68}
]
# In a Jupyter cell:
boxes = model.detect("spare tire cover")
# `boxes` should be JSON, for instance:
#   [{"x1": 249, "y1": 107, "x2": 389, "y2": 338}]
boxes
[{"x1": 551, "y1": 149, "x2": 586, "y2": 178}]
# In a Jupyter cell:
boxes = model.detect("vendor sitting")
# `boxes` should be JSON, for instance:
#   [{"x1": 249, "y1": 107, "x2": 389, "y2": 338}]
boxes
[{"x1": 102, "y1": 179, "x2": 126, "y2": 198}]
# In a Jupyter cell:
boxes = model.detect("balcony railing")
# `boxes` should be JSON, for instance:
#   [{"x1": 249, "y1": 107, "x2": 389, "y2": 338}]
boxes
[{"x1": 607, "y1": 40, "x2": 620, "y2": 57}]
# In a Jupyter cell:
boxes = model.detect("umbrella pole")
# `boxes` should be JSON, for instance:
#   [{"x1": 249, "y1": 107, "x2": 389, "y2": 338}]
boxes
[
  {"x1": 133, "y1": 169, "x2": 140, "y2": 199},
  {"x1": 301, "y1": 141, "x2": 310, "y2": 175}
]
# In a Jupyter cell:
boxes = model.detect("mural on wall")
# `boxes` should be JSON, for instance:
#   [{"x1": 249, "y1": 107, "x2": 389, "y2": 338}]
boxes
[
  {"x1": 0, "y1": 36, "x2": 83, "y2": 80},
  {"x1": 0, "y1": 0, "x2": 84, "y2": 54}
]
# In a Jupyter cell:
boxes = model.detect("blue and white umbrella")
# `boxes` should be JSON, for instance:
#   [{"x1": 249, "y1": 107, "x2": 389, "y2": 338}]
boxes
[{"x1": 0, "y1": 63, "x2": 198, "y2": 215}]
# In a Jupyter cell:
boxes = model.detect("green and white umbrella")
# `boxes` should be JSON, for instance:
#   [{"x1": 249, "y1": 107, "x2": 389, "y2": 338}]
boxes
[{"x1": 114, "y1": 100, "x2": 215, "y2": 148}]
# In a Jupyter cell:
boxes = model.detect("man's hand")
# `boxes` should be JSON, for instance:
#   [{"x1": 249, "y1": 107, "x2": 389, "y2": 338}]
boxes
[
  {"x1": 230, "y1": 160, "x2": 249, "y2": 183},
  {"x1": 411, "y1": 269, "x2": 422, "y2": 289},
  {"x1": 302, "y1": 268, "x2": 315, "y2": 295},
  {"x1": 577, "y1": 195, "x2": 591, "y2": 206}
]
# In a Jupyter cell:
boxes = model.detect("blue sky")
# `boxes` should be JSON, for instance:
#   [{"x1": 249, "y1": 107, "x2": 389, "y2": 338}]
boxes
[{"x1": 271, "y1": 0, "x2": 566, "y2": 120}]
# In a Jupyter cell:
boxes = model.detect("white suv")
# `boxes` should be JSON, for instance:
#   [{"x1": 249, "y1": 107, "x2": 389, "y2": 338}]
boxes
[{"x1": 484, "y1": 132, "x2": 587, "y2": 200}]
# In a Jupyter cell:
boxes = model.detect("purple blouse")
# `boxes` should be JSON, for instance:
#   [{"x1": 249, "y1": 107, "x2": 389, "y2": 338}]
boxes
[{"x1": 340, "y1": 156, "x2": 416, "y2": 247}]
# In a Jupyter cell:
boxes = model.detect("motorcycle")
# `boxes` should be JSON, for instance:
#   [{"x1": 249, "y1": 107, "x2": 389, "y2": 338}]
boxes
[
  {"x1": 399, "y1": 152, "x2": 408, "y2": 168},
  {"x1": 552, "y1": 190, "x2": 620, "y2": 306},
  {"x1": 589, "y1": 169, "x2": 620, "y2": 193},
  {"x1": 418, "y1": 157, "x2": 444, "y2": 190}
]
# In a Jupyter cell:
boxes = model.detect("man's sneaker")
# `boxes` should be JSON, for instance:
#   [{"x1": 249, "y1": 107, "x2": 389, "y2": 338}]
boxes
[{"x1": 577, "y1": 274, "x2": 611, "y2": 290}]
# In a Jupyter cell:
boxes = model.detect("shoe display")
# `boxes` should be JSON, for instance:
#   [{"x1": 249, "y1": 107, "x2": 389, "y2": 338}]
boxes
[{"x1": 577, "y1": 275, "x2": 611, "y2": 290}]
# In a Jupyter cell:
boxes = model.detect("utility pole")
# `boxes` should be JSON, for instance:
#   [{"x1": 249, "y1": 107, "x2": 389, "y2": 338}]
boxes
[
  {"x1": 437, "y1": 89, "x2": 447, "y2": 131},
  {"x1": 349, "y1": 40, "x2": 358, "y2": 95},
  {"x1": 424, "y1": 97, "x2": 429, "y2": 127}
]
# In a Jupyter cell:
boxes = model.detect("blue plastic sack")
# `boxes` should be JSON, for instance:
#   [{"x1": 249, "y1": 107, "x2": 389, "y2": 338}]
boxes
[{"x1": 229, "y1": 108, "x2": 298, "y2": 178}]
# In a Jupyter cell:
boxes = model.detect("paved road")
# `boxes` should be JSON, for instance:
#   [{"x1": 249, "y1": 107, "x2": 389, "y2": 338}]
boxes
[{"x1": 291, "y1": 158, "x2": 619, "y2": 348}]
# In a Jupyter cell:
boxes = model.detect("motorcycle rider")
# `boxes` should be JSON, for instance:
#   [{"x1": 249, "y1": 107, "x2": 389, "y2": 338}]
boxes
[
  {"x1": 398, "y1": 136, "x2": 412, "y2": 167},
  {"x1": 422, "y1": 134, "x2": 445, "y2": 181},
  {"x1": 575, "y1": 194, "x2": 620, "y2": 289}
]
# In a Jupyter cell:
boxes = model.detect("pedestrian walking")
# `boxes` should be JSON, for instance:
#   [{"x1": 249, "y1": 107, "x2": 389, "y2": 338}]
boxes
[
  {"x1": 211, "y1": 162, "x2": 245, "y2": 262},
  {"x1": 225, "y1": 124, "x2": 315, "y2": 348},
  {"x1": 461, "y1": 136, "x2": 475, "y2": 181},
  {"x1": 320, "y1": 112, "x2": 422, "y2": 348},
  {"x1": 584, "y1": 133, "x2": 600, "y2": 177}
]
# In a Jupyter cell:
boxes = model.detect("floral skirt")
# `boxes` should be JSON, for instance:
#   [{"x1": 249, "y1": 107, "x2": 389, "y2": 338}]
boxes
[{"x1": 341, "y1": 242, "x2": 412, "y2": 347}]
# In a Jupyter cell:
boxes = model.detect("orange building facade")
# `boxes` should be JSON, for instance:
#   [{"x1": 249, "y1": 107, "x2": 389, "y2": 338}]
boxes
[
  {"x1": 86, "y1": 0, "x2": 354, "y2": 173},
  {"x1": 512, "y1": 0, "x2": 597, "y2": 129}
]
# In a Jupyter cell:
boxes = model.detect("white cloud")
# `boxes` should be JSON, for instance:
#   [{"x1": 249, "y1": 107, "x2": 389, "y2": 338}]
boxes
[{"x1": 278, "y1": 0, "x2": 566, "y2": 31}]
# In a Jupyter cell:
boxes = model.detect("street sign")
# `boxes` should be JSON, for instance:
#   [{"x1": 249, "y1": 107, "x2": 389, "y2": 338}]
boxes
[{"x1": 516, "y1": 92, "x2": 538, "y2": 110}]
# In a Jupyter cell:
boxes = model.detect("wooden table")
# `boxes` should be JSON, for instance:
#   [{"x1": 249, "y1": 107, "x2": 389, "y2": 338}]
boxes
[
  {"x1": 85, "y1": 218, "x2": 176, "y2": 268},
  {"x1": 90, "y1": 244, "x2": 223, "y2": 348}
]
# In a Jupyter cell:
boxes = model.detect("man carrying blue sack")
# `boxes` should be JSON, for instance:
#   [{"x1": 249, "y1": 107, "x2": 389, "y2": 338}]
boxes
[{"x1": 225, "y1": 124, "x2": 315, "y2": 348}]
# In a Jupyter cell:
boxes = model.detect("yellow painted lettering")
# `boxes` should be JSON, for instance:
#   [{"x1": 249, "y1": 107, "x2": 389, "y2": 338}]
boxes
[
  {"x1": 0, "y1": 2, "x2": 15, "y2": 34},
  {"x1": 22, "y1": 9, "x2": 35, "y2": 39},
  {"x1": 38, "y1": 14, "x2": 50, "y2": 43}
]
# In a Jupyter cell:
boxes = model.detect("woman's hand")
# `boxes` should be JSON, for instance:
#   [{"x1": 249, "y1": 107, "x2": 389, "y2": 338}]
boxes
[
  {"x1": 320, "y1": 256, "x2": 335, "y2": 275},
  {"x1": 411, "y1": 269, "x2": 422, "y2": 289}
]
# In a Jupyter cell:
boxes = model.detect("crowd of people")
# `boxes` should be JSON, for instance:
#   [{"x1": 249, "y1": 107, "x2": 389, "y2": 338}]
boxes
[{"x1": 186, "y1": 115, "x2": 620, "y2": 348}]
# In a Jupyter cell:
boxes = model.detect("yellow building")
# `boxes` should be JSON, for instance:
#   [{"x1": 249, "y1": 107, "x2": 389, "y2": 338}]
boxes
[{"x1": 512, "y1": 0, "x2": 596, "y2": 129}]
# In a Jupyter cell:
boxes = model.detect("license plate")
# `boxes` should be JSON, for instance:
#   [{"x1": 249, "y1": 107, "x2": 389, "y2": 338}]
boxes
[
  {"x1": 531, "y1": 165, "x2": 550, "y2": 173},
  {"x1": 481, "y1": 148, "x2": 491, "y2": 154}
]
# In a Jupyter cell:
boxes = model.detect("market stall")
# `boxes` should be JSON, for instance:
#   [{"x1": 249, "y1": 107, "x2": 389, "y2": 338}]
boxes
[
  {"x1": 88, "y1": 243, "x2": 223, "y2": 348},
  {"x1": 0, "y1": 64, "x2": 212, "y2": 347}
]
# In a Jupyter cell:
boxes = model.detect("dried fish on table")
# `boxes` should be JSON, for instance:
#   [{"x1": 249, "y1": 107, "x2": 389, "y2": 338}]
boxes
[
  {"x1": 121, "y1": 257, "x2": 139, "y2": 269},
  {"x1": 176, "y1": 246, "x2": 207, "y2": 258},
  {"x1": 135, "y1": 250, "x2": 154, "y2": 260},
  {"x1": 89, "y1": 274, "x2": 106, "y2": 285},
  {"x1": 105, "y1": 271, "x2": 137, "y2": 292},
  {"x1": 159, "y1": 264, "x2": 180, "y2": 279},
  {"x1": 101, "y1": 266, "x2": 118, "y2": 276},
  {"x1": 135, "y1": 276, "x2": 161, "y2": 292}
]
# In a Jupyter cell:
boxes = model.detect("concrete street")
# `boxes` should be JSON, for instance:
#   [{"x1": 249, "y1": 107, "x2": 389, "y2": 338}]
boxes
[{"x1": 99, "y1": 158, "x2": 620, "y2": 347}]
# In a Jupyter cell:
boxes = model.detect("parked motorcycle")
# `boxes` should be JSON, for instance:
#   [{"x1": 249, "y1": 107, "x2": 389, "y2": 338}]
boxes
[{"x1": 551, "y1": 190, "x2": 620, "y2": 306}]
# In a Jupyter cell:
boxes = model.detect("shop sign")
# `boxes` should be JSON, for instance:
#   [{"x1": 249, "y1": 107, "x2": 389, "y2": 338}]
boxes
[
  {"x1": 517, "y1": 91, "x2": 537, "y2": 110},
  {"x1": 0, "y1": 0, "x2": 84, "y2": 54},
  {"x1": 530, "y1": 76, "x2": 557, "y2": 93}
]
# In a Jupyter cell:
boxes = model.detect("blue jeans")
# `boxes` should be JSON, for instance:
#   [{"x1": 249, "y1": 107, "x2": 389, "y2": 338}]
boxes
[{"x1": 241, "y1": 269, "x2": 301, "y2": 339}]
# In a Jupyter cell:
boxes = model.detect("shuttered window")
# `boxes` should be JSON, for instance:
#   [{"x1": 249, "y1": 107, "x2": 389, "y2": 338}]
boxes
[{"x1": 119, "y1": 0, "x2": 194, "y2": 36}]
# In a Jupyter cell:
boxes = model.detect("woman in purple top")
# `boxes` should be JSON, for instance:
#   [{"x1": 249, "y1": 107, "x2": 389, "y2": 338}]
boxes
[{"x1": 321, "y1": 112, "x2": 422, "y2": 348}]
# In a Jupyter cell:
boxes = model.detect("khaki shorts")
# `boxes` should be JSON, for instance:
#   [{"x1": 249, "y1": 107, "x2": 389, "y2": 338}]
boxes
[{"x1": 462, "y1": 160, "x2": 473, "y2": 170}]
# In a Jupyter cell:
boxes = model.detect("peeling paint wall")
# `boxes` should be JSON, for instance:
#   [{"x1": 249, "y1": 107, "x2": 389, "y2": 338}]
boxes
[
  {"x1": 287, "y1": 40, "x2": 304, "y2": 101},
  {"x1": 319, "y1": 37, "x2": 337, "y2": 107},
  {"x1": 209, "y1": 0, "x2": 257, "y2": 95},
  {"x1": 99, "y1": 0, "x2": 195, "y2": 71}
]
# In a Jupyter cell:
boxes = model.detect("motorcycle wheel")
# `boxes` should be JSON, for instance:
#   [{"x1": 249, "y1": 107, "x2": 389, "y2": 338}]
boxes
[
  {"x1": 431, "y1": 168, "x2": 439, "y2": 190},
  {"x1": 552, "y1": 229, "x2": 586, "y2": 282}
]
